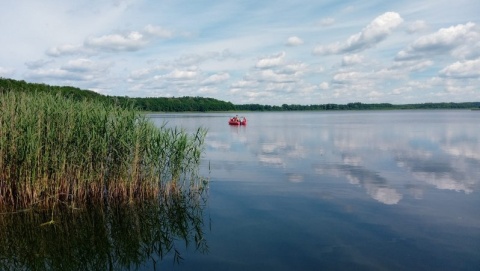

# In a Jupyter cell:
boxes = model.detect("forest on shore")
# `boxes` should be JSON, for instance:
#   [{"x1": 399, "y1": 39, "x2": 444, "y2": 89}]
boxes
[{"x1": 1, "y1": 77, "x2": 479, "y2": 112}]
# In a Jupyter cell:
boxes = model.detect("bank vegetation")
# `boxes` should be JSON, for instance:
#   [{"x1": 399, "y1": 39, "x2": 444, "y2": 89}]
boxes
[{"x1": 0, "y1": 90, "x2": 206, "y2": 210}]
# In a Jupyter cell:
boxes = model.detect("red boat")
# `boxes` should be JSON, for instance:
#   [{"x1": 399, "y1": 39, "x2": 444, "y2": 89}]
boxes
[{"x1": 228, "y1": 117, "x2": 247, "y2": 126}]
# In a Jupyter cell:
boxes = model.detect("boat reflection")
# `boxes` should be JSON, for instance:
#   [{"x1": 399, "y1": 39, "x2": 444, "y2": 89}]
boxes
[{"x1": 0, "y1": 185, "x2": 209, "y2": 270}]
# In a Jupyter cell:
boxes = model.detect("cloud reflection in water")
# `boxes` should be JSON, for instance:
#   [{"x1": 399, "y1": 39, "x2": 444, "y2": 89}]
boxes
[{"x1": 161, "y1": 111, "x2": 480, "y2": 205}]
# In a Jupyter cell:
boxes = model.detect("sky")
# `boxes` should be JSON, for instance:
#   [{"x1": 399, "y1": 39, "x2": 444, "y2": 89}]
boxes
[{"x1": 1, "y1": 0, "x2": 479, "y2": 105}]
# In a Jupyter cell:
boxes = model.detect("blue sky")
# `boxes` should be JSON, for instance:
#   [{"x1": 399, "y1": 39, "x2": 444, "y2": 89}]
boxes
[{"x1": 1, "y1": 0, "x2": 479, "y2": 105}]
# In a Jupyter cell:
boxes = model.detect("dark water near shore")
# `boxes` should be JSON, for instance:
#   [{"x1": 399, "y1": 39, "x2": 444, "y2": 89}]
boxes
[{"x1": 150, "y1": 110, "x2": 480, "y2": 271}]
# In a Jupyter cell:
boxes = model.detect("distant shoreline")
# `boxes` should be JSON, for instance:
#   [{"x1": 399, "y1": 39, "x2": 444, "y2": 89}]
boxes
[{"x1": 1, "y1": 77, "x2": 479, "y2": 112}]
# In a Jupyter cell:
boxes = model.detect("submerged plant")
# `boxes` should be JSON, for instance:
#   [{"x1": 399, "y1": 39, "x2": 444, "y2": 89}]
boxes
[{"x1": 0, "y1": 90, "x2": 207, "y2": 210}]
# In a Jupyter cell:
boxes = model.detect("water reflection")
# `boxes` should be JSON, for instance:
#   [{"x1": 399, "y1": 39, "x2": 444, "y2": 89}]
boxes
[
  {"x1": 145, "y1": 112, "x2": 480, "y2": 270},
  {"x1": 395, "y1": 151, "x2": 476, "y2": 194},
  {"x1": 197, "y1": 111, "x2": 479, "y2": 205},
  {"x1": 316, "y1": 164, "x2": 403, "y2": 205},
  {"x1": 0, "y1": 186, "x2": 208, "y2": 271}
]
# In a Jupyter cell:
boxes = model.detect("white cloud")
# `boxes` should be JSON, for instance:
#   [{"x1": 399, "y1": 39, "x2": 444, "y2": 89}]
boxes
[
  {"x1": 163, "y1": 68, "x2": 199, "y2": 81},
  {"x1": 341, "y1": 54, "x2": 364, "y2": 66},
  {"x1": 286, "y1": 36, "x2": 304, "y2": 46},
  {"x1": 278, "y1": 62, "x2": 308, "y2": 75},
  {"x1": 25, "y1": 59, "x2": 53, "y2": 69},
  {"x1": 144, "y1": 24, "x2": 173, "y2": 38},
  {"x1": 128, "y1": 68, "x2": 155, "y2": 81},
  {"x1": 175, "y1": 54, "x2": 210, "y2": 67},
  {"x1": 319, "y1": 82, "x2": 329, "y2": 90},
  {"x1": 396, "y1": 22, "x2": 480, "y2": 61},
  {"x1": 452, "y1": 40, "x2": 480, "y2": 60},
  {"x1": 313, "y1": 12, "x2": 403, "y2": 55},
  {"x1": 46, "y1": 44, "x2": 85, "y2": 57},
  {"x1": 47, "y1": 24, "x2": 174, "y2": 56},
  {"x1": 26, "y1": 58, "x2": 110, "y2": 83},
  {"x1": 391, "y1": 59, "x2": 434, "y2": 72},
  {"x1": 198, "y1": 86, "x2": 218, "y2": 94},
  {"x1": 406, "y1": 20, "x2": 428, "y2": 34},
  {"x1": 319, "y1": 17, "x2": 335, "y2": 27},
  {"x1": 28, "y1": 68, "x2": 90, "y2": 81},
  {"x1": 201, "y1": 72, "x2": 230, "y2": 85},
  {"x1": 231, "y1": 79, "x2": 259, "y2": 89},
  {"x1": 256, "y1": 69, "x2": 297, "y2": 83},
  {"x1": 0, "y1": 67, "x2": 15, "y2": 77},
  {"x1": 255, "y1": 52, "x2": 286, "y2": 69},
  {"x1": 332, "y1": 71, "x2": 362, "y2": 84},
  {"x1": 62, "y1": 59, "x2": 105, "y2": 72},
  {"x1": 174, "y1": 50, "x2": 234, "y2": 67},
  {"x1": 85, "y1": 31, "x2": 147, "y2": 51},
  {"x1": 439, "y1": 58, "x2": 480, "y2": 78}
]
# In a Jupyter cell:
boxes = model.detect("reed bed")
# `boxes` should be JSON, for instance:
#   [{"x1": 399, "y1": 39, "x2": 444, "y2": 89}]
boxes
[{"x1": 0, "y1": 90, "x2": 206, "y2": 210}]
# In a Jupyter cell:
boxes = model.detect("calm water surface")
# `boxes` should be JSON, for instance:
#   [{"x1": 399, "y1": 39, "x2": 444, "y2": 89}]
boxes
[{"x1": 150, "y1": 110, "x2": 480, "y2": 271}]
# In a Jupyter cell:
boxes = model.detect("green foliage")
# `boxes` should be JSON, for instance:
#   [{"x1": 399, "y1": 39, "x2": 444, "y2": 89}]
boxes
[
  {"x1": 0, "y1": 77, "x2": 235, "y2": 112},
  {"x1": 0, "y1": 90, "x2": 207, "y2": 209},
  {"x1": 1, "y1": 77, "x2": 478, "y2": 112},
  {"x1": 130, "y1": 96, "x2": 235, "y2": 112},
  {"x1": 0, "y1": 77, "x2": 107, "y2": 102},
  {"x1": 234, "y1": 101, "x2": 480, "y2": 111}
]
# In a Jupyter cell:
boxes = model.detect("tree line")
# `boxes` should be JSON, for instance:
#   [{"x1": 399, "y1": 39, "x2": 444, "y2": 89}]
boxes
[
  {"x1": 1, "y1": 77, "x2": 479, "y2": 112},
  {"x1": 0, "y1": 78, "x2": 235, "y2": 112},
  {"x1": 235, "y1": 101, "x2": 480, "y2": 111}
]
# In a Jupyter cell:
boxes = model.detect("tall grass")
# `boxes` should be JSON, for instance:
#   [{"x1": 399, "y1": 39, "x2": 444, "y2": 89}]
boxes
[{"x1": 0, "y1": 91, "x2": 206, "y2": 210}]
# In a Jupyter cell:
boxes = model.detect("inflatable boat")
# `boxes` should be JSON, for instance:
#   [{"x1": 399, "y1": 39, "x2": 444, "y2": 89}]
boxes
[{"x1": 228, "y1": 117, "x2": 247, "y2": 125}]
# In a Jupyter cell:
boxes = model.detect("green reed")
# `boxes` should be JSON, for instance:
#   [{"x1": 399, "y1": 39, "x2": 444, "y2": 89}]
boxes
[{"x1": 0, "y1": 91, "x2": 206, "y2": 210}]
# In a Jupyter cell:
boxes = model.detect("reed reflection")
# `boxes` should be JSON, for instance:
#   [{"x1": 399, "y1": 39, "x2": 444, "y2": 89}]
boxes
[{"x1": 0, "y1": 183, "x2": 209, "y2": 271}]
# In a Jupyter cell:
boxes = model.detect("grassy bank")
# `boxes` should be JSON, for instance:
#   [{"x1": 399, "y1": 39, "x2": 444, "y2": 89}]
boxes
[{"x1": 0, "y1": 91, "x2": 206, "y2": 210}]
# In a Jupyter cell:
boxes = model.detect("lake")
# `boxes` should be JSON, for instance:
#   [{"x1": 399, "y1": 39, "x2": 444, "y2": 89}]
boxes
[
  {"x1": 1, "y1": 110, "x2": 478, "y2": 271},
  {"x1": 149, "y1": 110, "x2": 480, "y2": 271}
]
